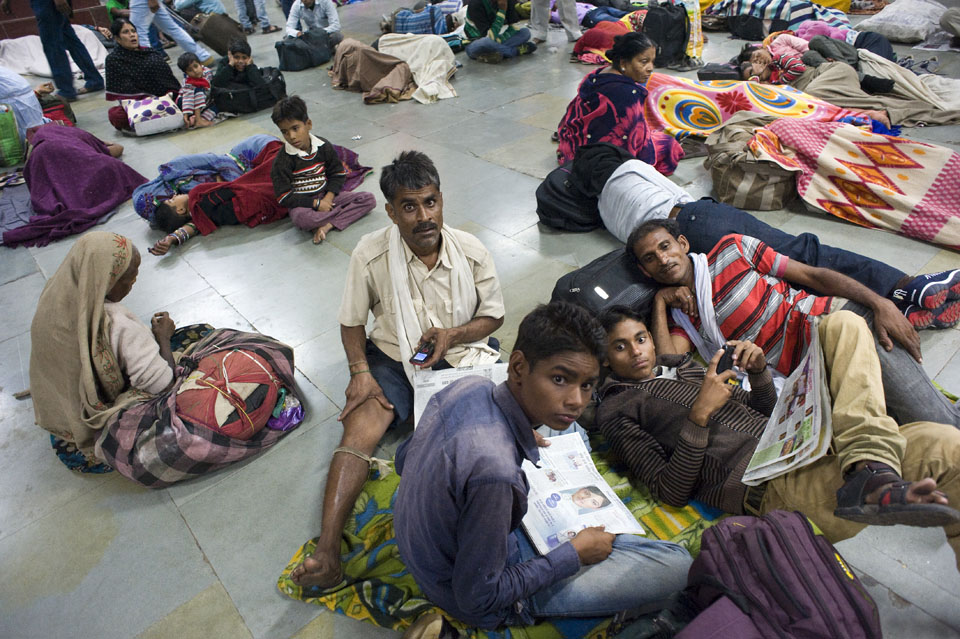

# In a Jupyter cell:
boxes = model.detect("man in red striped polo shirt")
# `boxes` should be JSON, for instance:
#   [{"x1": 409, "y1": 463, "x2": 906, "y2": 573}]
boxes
[{"x1": 628, "y1": 218, "x2": 960, "y2": 430}]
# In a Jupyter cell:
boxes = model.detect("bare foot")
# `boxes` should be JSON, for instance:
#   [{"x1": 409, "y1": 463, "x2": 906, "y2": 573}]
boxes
[
  {"x1": 312, "y1": 223, "x2": 333, "y2": 244},
  {"x1": 106, "y1": 142, "x2": 124, "y2": 158},
  {"x1": 864, "y1": 476, "x2": 948, "y2": 506},
  {"x1": 290, "y1": 551, "x2": 342, "y2": 588}
]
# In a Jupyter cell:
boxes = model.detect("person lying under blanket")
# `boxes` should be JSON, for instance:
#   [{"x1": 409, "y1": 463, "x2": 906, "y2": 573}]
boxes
[{"x1": 594, "y1": 304, "x2": 960, "y2": 571}]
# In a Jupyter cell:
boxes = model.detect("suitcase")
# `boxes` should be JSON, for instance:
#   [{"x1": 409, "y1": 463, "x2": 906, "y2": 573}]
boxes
[
  {"x1": 550, "y1": 249, "x2": 656, "y2": 316},
  {"x1": 193, "y1": 13, "x2": 247, "y2": 56},
  {"x1": 535, "y1": 163, "x2": 602, "y2": 233}
]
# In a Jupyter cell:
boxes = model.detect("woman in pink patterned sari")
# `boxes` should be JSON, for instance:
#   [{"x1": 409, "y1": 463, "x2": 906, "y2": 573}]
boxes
[{"x1": 556, "y1": 32, "x2": 684, "y2": 175}]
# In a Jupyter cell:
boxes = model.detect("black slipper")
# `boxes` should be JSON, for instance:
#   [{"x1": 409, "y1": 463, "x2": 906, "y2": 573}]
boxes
[{"x1": 834, "y1": 463, "x2": 960, "y2": 527}]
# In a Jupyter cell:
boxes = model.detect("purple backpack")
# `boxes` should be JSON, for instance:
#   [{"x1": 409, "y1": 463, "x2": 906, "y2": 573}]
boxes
[{"x1": 679, "y1": 510, "x2": 883, "y2": 639}]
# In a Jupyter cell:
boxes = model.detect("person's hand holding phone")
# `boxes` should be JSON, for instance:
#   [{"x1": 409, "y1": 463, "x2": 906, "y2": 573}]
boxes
[
  {"x1": 413, "y1": 327, "x2": 451, "y2": 368},
  {"x1": 689, "y1": 348, "x2": 737, "y2": 427},
  {"x1": 409, "y1": 340, "x2": 435, "y2": 366}
]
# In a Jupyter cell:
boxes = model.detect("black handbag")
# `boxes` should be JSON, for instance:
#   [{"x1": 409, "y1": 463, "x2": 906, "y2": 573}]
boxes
[
  {"x1": 536, "y1": 163, "x2": 603, "y2": 233},
  {"x1": 275, "y1": 31, "x2": 332, "y2": 72},
  {"x1": 212, "y1": 67, "x2": 287, "y2": 114}
]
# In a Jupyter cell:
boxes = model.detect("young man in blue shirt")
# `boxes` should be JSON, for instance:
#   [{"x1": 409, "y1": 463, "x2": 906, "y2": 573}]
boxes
[{"x1": 394, "y1": 302, "x2": 692, "y2": 631}]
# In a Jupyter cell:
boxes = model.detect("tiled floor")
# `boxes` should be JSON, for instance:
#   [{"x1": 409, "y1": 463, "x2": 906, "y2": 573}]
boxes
[{"x1": 2, "y1": 3, "x2": 960, "y2": 637}]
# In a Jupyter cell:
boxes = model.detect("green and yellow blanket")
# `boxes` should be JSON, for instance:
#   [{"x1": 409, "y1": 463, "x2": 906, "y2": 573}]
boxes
[{"x1": 277, "y1": 444, "x2": 724, "y2": 638}]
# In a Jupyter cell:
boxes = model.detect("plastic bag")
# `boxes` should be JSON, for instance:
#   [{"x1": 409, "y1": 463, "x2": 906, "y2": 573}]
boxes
[{"x1": 266, "y1": 388, "x2": 304, "y2": 431}]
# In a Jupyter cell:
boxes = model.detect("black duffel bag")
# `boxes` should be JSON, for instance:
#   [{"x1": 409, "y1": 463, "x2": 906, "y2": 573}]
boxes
[
  {"x1": 212, "y1": 67, "x2": 287, "y2": 114},
  {"x1": 275, "y1": 31, "x2": 333, "y2": 72},
  {"x1": 551, "y1": 248, "x2": 656, "y2": 316},
  {"x1": 536, "y1": 163, "x2": 603, "y2": 233},
  {"x1": 697, "y1": 62, "x2": 742, "y2": 81}
]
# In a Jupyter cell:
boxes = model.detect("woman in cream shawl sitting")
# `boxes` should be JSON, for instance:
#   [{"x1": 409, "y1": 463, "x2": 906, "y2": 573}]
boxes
[{"x1": 29, "y1": 231, "x2": 302, "y2": 484}]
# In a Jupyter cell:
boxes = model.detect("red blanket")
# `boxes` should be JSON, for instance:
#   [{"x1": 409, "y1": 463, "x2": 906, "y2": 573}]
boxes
[{"x1": 189, "y1": 141, "x2": 288, "y2": 235}]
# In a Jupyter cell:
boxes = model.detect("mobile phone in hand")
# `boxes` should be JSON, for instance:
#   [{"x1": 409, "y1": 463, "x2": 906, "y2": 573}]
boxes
[
  {"x1": 409, "y1": 341, "x2": 435, "y2": 366},
  {"x1": 716, "y1": 344, "x2": 736, "y2": 374}
]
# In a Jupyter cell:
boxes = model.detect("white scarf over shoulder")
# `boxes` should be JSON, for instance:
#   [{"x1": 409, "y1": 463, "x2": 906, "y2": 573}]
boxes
[
  {"x1": 671, "y1": 252, "x2": 783, "y2": 392},
  {"x1": 388, "y1": 225, "x2": 499, "y2": 381}
]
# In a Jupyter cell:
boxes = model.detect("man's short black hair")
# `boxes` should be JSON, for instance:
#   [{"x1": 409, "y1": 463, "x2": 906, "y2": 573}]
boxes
[
  {"x1": 228, "y1": 37, "x2": 251, "y2": 56},
  {"x1": 379, "y1": 150, "x2": 440, "y2": 202},
  {"x1": 513, "y1": 301, "x2": 606, "y2": 370},
  {"x1": 271, "y1": 95, "x2": 310, "y2": 125},
  {"x1": 597, "y1": 304, "x2": 648, "y2": 334},
  {"x1": 625, "y1": 218, "x2": 682, "y2": 259},
  {"x1": 155, "y1": 199, "x2": 183, "y2": 233},
  {"x1": 177, "y1": 52, "x2": 200, "y2": 73}
]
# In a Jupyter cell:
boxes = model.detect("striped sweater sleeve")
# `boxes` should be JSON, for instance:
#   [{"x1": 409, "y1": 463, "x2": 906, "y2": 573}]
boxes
[
  {"x1": 775, "y1": 53, "x2": 806, "y2": 83},
  {"x1": 602, "y1": 413, "x2": 710, "y2": 508}
]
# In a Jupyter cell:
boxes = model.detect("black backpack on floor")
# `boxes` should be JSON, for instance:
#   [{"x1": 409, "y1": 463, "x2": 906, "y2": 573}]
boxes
[
  {"x1": 551, "y1": 249, "x2": 656, "y2": 316},
  {"x1": 536, "y1": 163, "x2": 603, "y2": 233},
  {"x1": 643, "y1": 2, "x2": 689, "y2": 67},
  {"x1": 276, "y1": 30, "x2": 332, "y2": 71},
  {"x1": 212, "y1": 67, "x2": 287, "y2": 114}
]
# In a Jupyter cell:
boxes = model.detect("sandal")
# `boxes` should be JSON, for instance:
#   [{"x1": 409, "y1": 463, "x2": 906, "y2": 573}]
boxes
[
  {"x1": 834, "y1": 462, "x2": 960, "y2": 527},
  {"x1": 262, "y1": 24, "x2": 281, "y2": 34}
]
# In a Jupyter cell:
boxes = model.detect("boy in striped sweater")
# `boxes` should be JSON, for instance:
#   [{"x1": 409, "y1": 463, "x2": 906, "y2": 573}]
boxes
[
  {"x1": 270, "y1": 96, "x2": 375, "y2": 244},
  {"x1": 594, "y1": 304, "x2": 960, "y2": 571}
]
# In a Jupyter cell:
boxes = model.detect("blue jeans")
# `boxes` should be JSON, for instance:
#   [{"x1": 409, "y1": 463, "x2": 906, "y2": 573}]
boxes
[
  {"x1": 675, "y1": 199, "x2": 905, "y2": 298},
  {"x1": 130, "y1": 0, "x2": 211, "y2": 60},
  {"x1": 147, "y1": 24, "x2": 164, "y2": 51},
  {"x1": 508, "y1": 530, "x2": 691, "y2": 623},
  {"x1": 234, "y1": 0, "x2": 270, "y2": 29},
  {"x1": 841, "y1": 301, "x2": 960, "y2": 428},
  {"x1": 466, "y1": 28, "x2": 531, "y2": 60},
  {"x1": 30, "y1": 0, "x2": 104, "y2": 98}
]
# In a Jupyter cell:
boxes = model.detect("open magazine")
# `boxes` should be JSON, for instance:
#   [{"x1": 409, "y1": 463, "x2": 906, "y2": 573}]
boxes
[
  {"x1": 521, "y1": 433, "x2": 644, "y2": 555},
  {"x1": 412, "y1": 363, "x2": 508, "y2": 427},
  {"x1": 741, "y1": 319, "x2": 833, "y2": 486}
]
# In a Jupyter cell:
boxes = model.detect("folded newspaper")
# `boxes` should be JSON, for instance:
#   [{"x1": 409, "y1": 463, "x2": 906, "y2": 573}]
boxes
[
  {"x1": 521, "y1": 433, "x2": 644, "y2": 555},
  {"x1": 412, "y1": 363, "x2": 509, "y2": 427},
  {"x1": 741, "y1": 320, "x2": 833, "y2": 486}
]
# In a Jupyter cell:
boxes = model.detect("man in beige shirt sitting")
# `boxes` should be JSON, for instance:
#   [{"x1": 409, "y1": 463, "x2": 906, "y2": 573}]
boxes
[{"x1": 291, "y1": 150, "x2": 506, "y2": 588}]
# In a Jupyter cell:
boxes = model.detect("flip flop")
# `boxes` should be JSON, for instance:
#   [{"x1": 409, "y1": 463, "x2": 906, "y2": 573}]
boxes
[
  {"x1": 262, "y1": 24, "x2": 282, "y2": 34},
  {"x1": 0, "y1": 171, "x2": 24, "y2": 188},
  {"x1": 834, "y1": 462, "x2": 960, "y2": 527}
]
